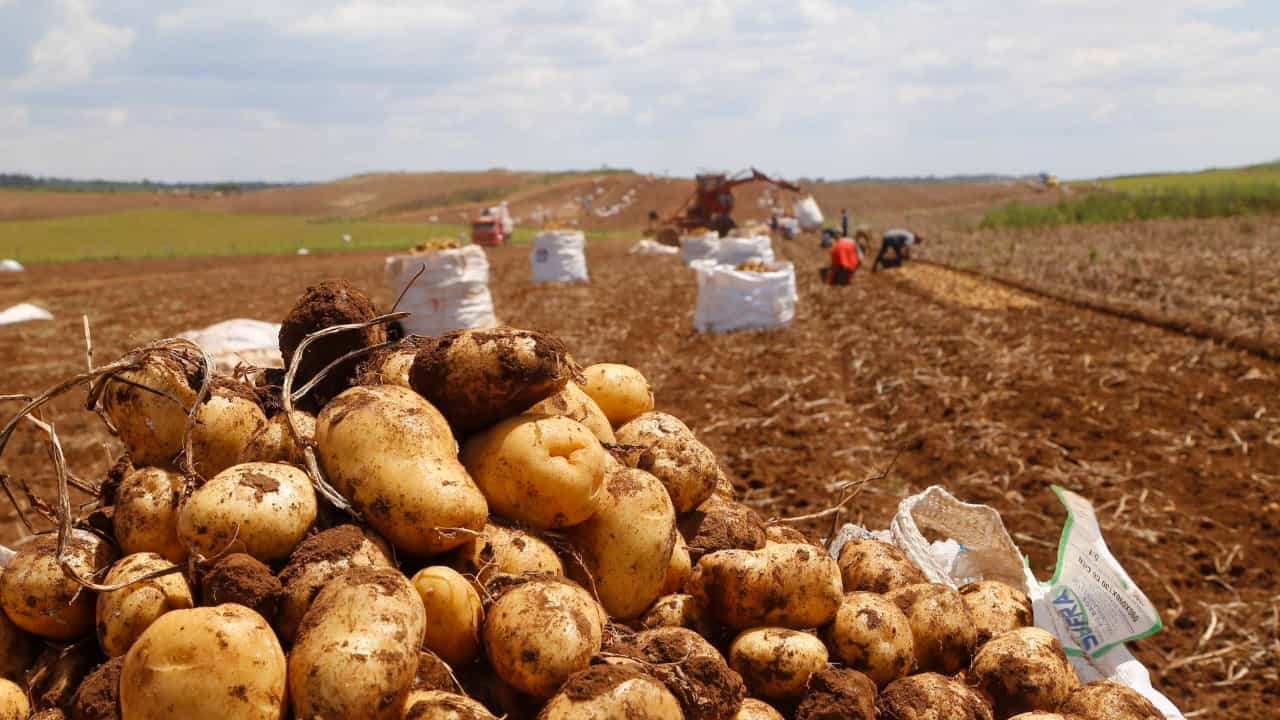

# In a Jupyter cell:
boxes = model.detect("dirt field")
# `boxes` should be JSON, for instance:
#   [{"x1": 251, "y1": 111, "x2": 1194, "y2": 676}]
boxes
[{"x1": 1, "y1": 237, "x2": 1276, "y2": 716}]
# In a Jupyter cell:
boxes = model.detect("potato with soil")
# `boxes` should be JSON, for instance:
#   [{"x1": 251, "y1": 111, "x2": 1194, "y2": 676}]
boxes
[
  {"x1": 823, "y1": 591, "x2": 914, "y2": 686},
  {"x1": 879, "y1": 672, "x2": 993, "y2": 720},
  {"x1": 528, "y1": 381, "x2": 616, "y2": 443},
  {"x1": 1057, "y1": 680, "x2": 1163, "y2": 720},
  {"x1": 289, "y1": 567, "x2": 427, "y2": 720},
  {"x1": 885, "y1": 583, "x2": 978, "y2": 675},
  {"x1": 482, "y1": 577, "x2": 604, "y2": 698},
  {"x1": 0, "y1": 574, "x2": 34, "y2": 680},
  {"x1": 401, "y1": 690, "x2": 497, "y2": 720},
  {"x1": 565, "y1": 465, "x2": 676, "y2": 619},
  {"x1": 678, "y1": 494, "x2": 766, "y2": 561},
  {"x1": 961, "y1": 580, "x2": 1033, "y2": 646},
  {"x1": 580, "y1": 363, "x2": 654, "y2": 427},
  {"x1": 176, "y1": 461, "x2": 316, "y2": 562},
  {"x1": 450, "y1": 521, "x2": 564, "y2": 589},
  {"x1": 238, "y1": 410, "x2": 315, "y2": 465},
  {"x1": 0, "y1": 679, "x2": 27, "y2": 720},
  {"x1": 411, "y1": 566, "x2": 484, "y2": 666},
  {"x1": 971, "y1": 627, "x2": 1078, "y2": 718},
  {"x1": 112, "y1": 465, "x2": 186, "y2": 563},
  {"x1": 120, "y1": 604, "x2": 287, "y2": 720},
  {"x1": 0, "y1": 531, "x2": 116, "y2": 640},
  {"x1": 461, "y1": 414, "x2": 607, "y2": 529},
  {"x1": 538, "y1": 665, "x2": 684, "y2": 720},
  {"x1": 96, "y1": 552, "x2": 194, "y2": 657},
  {"x1": 70, "y1": 656, "x2": 124, "y2": 720},
  {"x1": 1008, "y1": 715, "x2": 1077, "y2": 720},
  {"x1": 101, "y1": 349, "x2": 201, "y2": 466},
  {"x1": 408, "y1": 327, "x2": 577, "y2": 433},
  {"x1": 359, "y1": 336, "x2": 427, "y2": 389},
  {"x1": 836, "y1": 538, "x2": 926, "y2": 594},
  {"x1": 690, "y1": 542, "x2": 843, "y2": 630},
  {"x1": 199, "y1": 553, "x2": 282, "y2": 620},
  {"x1": 638, "y1": 593, "x2": 716, "y2": 638},
  {"x1": 276, "y1": 524, "x2": 393, "y2": 643},
  {"x1": 279, "y1": 280, "x2": 387, "y2": 411},
  {"x1": 729, "y1": 628, "x2": 828, "y2": 701},
  {"x1": 795, "y1": 667, "x2": 877, "y2": 720},
  {"x1": 605, "y1": 626, "x2": 744, "y2": 720},
  {"x1": 317, "y1": 384, "x2": 488, "y2": 555},
  {"x1": 615, "y1": 411, "x2": 720, "y2": 513},
  {"x1": 189, "y1": 380, "x2": 268, "y2": 477}
]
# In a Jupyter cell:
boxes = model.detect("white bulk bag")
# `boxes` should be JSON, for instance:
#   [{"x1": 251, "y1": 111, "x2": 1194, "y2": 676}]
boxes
[
  {"x1": 692, "y1": 260, "x2": 797, "y2": 333},
  {"x1": 795, "y1": 195, "x2": 824, "y2": 230},
  {"x1": 679, "y1": 233, "x2": 720, "y2": 265},
  {"x1": 0, "y1": 303, "x2": 53, "y2": 326},
  {"x1": 180, "y1": 318, "x2": 283, "y2": 372},
  {"x1": 629, "y1": 239, "x2": 679, "y2": 256},
  {"x1": 386, "y1": 245, "x2": 498, "y2": 337},
  {"x1": 0, "y1": 259, "x2": 24, "y2": 272},
  {"x1": 531, "y1": 230, "x2": 588, "y2": 283},
  {"x1": 715, "y1": 235, "x2": 775, "y2": 265}
]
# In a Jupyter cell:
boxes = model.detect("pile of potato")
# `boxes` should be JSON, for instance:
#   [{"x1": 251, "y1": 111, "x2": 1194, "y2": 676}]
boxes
[
  {"x1": 734, "y1": 261, "x2": 772, "y2": 273},
  {"x1": 409, "y1": 238, "x2": 462, "y2": 254},
  {"x1": 0, "y1": 280, "x2": 1168, "y2": 720}
]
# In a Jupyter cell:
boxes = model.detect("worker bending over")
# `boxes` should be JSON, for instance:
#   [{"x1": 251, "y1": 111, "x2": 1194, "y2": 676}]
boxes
[
  {"x1": 827, "y1": 233, "x2": 860, "y2": 285},
  {"x1": 872, "y1": 228, "x2": 923, "y2": 271}
]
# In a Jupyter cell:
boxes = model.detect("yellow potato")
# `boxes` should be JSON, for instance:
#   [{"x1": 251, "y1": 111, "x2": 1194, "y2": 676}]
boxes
[
  {"x1": 885, "y1": 583, "x2": 978, "y2": 675},
  {"x1": 482, "y1": 578, "x2": 603, "y2": 698},
  {"x1": 450, "y1": 521, "x2": 564, "y2": 590},
  {"x1": 615, "y1": 411, "x2": 720, "y2": 512},
  {"x1": 637, "y1": 593, "x2": 715, "y2": 638},
  {"x1": 823, "y1": 591, "x2": 914, "y2": 686},
  {"x1": 836, "y1": 539, "x2": 926, "y2": 594},
  {"x1": 0, "y1": 678, "x2": 28, "y2": 720},
  {"x1": 690, "y1": 543, "x2": 843, "y2": 630},
  {"x1": 540, "y1": 665, "x2": 683, "y2": 720},
  {"x1": 729, "y1": 628, "x2": 828, "y2": 700},
  {"x1": 961, "y1": 580, "x2": 1033, "y2": 646},
  {"x1": 411, "y1": 567, "x2": 483, "y2": 666},
  {"x1": 660, "y1": 533, "x2": 692, "y2": 595},
  {"x1": 580, "y1": 363, "x2": 654, "y2": 427},
  {"x1": 317, "y1": 384, "x2": 488, "y2": 555},
  {"x1": 113, "y1": 465, "x2": 187, "y2": 563},
  {"x1": 0, "y1": 531, "x2": 116, "y2": 640},
  {"x1": 972, "y1": 627, "x2": 1079, "y2": 718},
  {"x1": 735, "y1": 699, "x2": 785, "y2": 720},
  {"x1": 605, "y1": 626, "x2": 744, "y2": 720},
  {"x1": 289, "y1": 568, "x2": 427, "y2": 720},
  {"x1": 176, "y1": 461, "x2": 317, "y2": 562},
  {"x1": 565, "y1": 466, "x2": 676, "y2": 619},
  {"x1": 96, "y1": 552, "x2": 194, "y2": 657},
  {"x1": 528, "y1": 381, "x2": 616, "y2": 443},
  {"x1": 461, "y1": 414, "x2": 607, "y2": 529},
  {"x1": 879, "y1": 673, "x2": 994, "y2": 720},
  {"x1": 190, "y1": 382, "x2": 268, "y2": 477},
  {"x1": 120, "y1": 604, "x2": 287, "y2": 720},
  {"x1": 102, "y1": 350, "x2": 200, "y2": 466},
  {"x1": 1058, "y1": 679, "x2": 1163, "y2": 720},
  {"x1": 401, "y1": 690, "x2": 496, "y2": 720},
  {"x1": 276, "y1": 524, "x2": 394, "y2": 644},
  {"x1": 239, "y1": 410, "x2": 316, "y2": 465},
  {"x1": 0, "y1": 570, "x2": 35, "y2": 681}
]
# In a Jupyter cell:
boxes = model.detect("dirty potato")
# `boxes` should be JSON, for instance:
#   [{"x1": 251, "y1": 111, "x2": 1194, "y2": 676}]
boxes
[
  {"x1": 539, "y1": 665, "x2": 683, "y2": 720},
  {"x1": 95, "y1": 552, "x2": 194, "y2": 657},
  {"x1": 678, "y1": 494, "x2": 767, "y2": 561},
  {"x1": 528, "y1": 381, "x2": 616, "y2": 443},
  {"x1": 972, "y1": 627, "x2": 1079, "y2": 718},
  {"x1": 961, "y1": 580, "x2": 1033, "y2": 646},
  {"x1": 238, "y1": 410, "x2": 315, "y2": 465},
  {"x1": 823, "y1": 591, "x2": 914, "y2": 686},
  {"x1": 112, "y1": 465, "x2": 187, "y2": 563},
  {"x1": 101, "y1": 349, "x2": 201, "y2": 466},
  {"x1": 879, "y1": 672, "x2": 994, "y2": 720},
  {"x1": 189, "y1": 380, "x2": 268, "y2": 478},
  {"x1": 482, "y1": 578, "x2": 604, "y2": 698},
  {"x1": 450, "y1": 521, "x2": 564, "y2": 590},
  {"x1": 176, "y1": 461, "x2": 317, "y2": 562},
  {"x1": 689, "y1": 543, "x2": 843, "y2": 630},
  {"x1": 885, "y1": 583, "x2": 978, "y2": 675},
  {"x1": 0, "y1": 678, "x2": 28, "y2": 720},
  {"x1": 603, "y1": 626, "x2": 744, "y2": 720},
  {"x1": 729, "y1": 628, "x2": 828, "y2": 701},
  {"x1": 615, "y1": 412, "x2": 720, "y2": 513},
  {"x1": 0, "y1": 571, "x2": 35, "y2": 681},
  {"x1": 1057, "y1": 680, "x2": 1164, "y2": 720},
  {"x1": 836, "y1": 538, "x2": 926, "y2": 594},
  {"x1": 638, "y1": 593, "x2": 717, "y2": 638},
  {"x1": 276, "y1": 524, "x2": 394, "y2": 643},
  {"x1": 401, "y1": 690, "x2": 496, "y2": 720},
  {"x1": 279, "y1": 280, "x2": 387, "y2": 411},
  {"x1": 579, "y1": 363, "x2": 655, "y2": 428},
  {"x1": 411, "y1": 567, "x2": 484, "y2": 666},
  {"x1": 660, "y1": 533, "x2": 692, "y2": 595},
  {"x1": 795, "y1": 667, "x2": 877, "y2": 720},
  {"x1": 0, "y1": 531, "x2": 116, "y2": 640}
]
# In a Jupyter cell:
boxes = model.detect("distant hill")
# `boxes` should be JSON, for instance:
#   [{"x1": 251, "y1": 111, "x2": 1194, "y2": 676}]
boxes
[{"x1": 0, "y1": 173, "x2": 298, "y2": 194}]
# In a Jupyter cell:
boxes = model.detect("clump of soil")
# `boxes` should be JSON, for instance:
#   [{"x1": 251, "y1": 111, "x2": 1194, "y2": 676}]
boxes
[
  {"x1": 254, "y1": 368, "x2": 286, "y2": 418},
  {"x1": 795, "y1": 667, "x2": 877, "y2": 720},
  {"x1": 606, "y1": 627, "x2": 745, "y2": 720},
  {"x1": 201, "y1": 553, "x2": 283, "y2": 621},
  {"x1": 29, "y1": 642, "x2": 99, "y2": 713},
  {"x1": 561, "y1": 664, "x2": 651, "y2": 702},
  {"x1": 678, "y1": 495, "x2": 767, "y2": 561},
  {"x1": 70, "y1": 656, "x2": 124, "y2": 720},
  {"x1": 878, "y1": 672, "x2": 993, "y2": 720},
  {"x1": 412, "y1": 650, "x2": 461, "y2": 693},
  {"x1": 279, "y1": 280, "x2": 386, "y2": 411},
  {"x1": 279, "y1": 525, "x2": 368, "y2": 580}
]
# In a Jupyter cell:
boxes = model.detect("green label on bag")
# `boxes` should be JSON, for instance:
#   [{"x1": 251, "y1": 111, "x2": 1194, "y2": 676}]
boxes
[{"x1": 1045, "y1": 486, "x2": 1163, "y2": 659}]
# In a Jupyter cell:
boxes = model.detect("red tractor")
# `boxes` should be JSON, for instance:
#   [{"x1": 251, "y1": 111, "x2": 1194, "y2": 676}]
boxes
[{"x1": 654, "y1": 167, "x2": 801, "y2": 245}]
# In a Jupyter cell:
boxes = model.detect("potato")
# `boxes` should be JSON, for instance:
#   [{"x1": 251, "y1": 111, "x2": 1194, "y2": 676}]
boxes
[
  {"x1": 120, "y1": 604, "x2": 287, "y2": 720},
  {"x1": 565, "y1": 466, "x2": 676, "y2": 619},
  {"x1": 238, "y1": 410, "x2": 315, "y2": 465},
  {"x1": 690, "y1": 543, "x2": 842, "y2": 630},
  {"x1": 482, "y1": 578, "x2": 603, "y2": 698},
  {"x1": 638, "y1": 593, "x2": 716, "y2": 638},
  {"x1": 961, "y1": 580, "x2": 1034, "y2": 647},
  {"x1": 276, "y1": 524, "x2": 394, "y2": 643},
  {"x1": 580, "y1": 363, "x2": 654, "y2": 427},
  {"x1": 539, "y1": 665, "x2": 683, "y2": 720},
  {"x1": 1058, "y1": 680, "x2": 1163, "y2": 720},
  {"x1": 795, "y1": 667, "x2": 877, "y2": 720},
  {"x1": 461, "y1": 414, "x2": 607, "y2": 529},
  {"x1": 408, "y1": 327, "x2": 576, "y2": 433},
  {"x1": 972, "y1": 627, "x2": 1079, "y2": 718},
  {"x1": 113, "y1": 465, "x2": 186, "y2": 562},
  {"x1": 450, "y1": 521, "x2": 564, "y2": 590},
  {"x1": 660, "y1": 533, "x2": 691, "y2": 595},
  {"x1": 736, "y1": 699, "x2": 785, "y2": 720},
  {"x1": 678, "y1": 494, "x2": 766, "y2": 561},
  {"x1": 279, "y1": 279, "x2": 387, "y2": 411},
  {"x1": 528, "y1": 381, "x2": 616, "y2": 443},
  {"x1": 0, "y1": 678, "x2": 27, "y2": 720},
  {"x1": 615, "y1": 412, "x2": 720, "y2": 512},
  {"x1": 190, "y1": 381, "x2": 268, "y2": 477},
  {"x1": 289, "y1": 567, "x2": 427, "y2": 720},
  {"x1": 71, "y1": 656, "x2": 124, "y2": 720},
  {"x1": 102, "y1": 349, "x2": 200, "y2": 465},
  {"x1": 199, "y1": 553, "x2": 282, "y2": 620},
  {"x1": 176, "y1": 461, "x2": 316, "y2": 562},
  {"x1": 765, "y1": 525, "x2": 812, "y2": 545},
  {"x1": 879, "y1": 672, "x2": 994, "y2": 720},
  {"x1": 0, "y1": 572, "x2": 35, "y2": 680},
  {"x1": 411, "y1": 566, "x2": 483, "y2": 666},
  {"x1": 885, "y1": 583, "x2": 978, "y2": 674},
  {"x1": 823, "y1": 591, "x2": 914, "y2": 686},
  {"x1": 729, "y1": 628, "x2": 828, "y2": 700},
  {"x1": 0, "y1": 531, "x2": 116, "y2": 640},
  {"x1": 359, "y1": 337, "x2": 428, "y2": 388},
  {"x1": 605, "y1": 626, "x2": 744, "y2": 720},
  {"x1": 317, "y1": 384, "x2": 488, "y2": 554},
  {"x1": 96, "y1": 552, "x2": 194, "y2": 657},
  {"x1": 401, "y1": 690, "x2": 496, "y2": 720},
  {"x1": 836, "y1": 538, "x2": 926, "y2": 594},
  {"x1": 1008, "y1": 715, "x2": 1075, "y2": 720}
]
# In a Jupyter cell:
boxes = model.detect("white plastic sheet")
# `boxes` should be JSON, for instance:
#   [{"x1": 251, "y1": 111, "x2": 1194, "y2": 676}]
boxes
[
  {"x1": 714, "y1": 235, "x2": 774, "y2": 265},
  {"x1": 692, "y1": 260, "x2": 797, "y2": 333},
  {"x1": 0, "y1": 259, "x2": 24, "y2": 272},
  {"x1": 179, "y1": 318, "x2": 283, "y2": 372},
  {"x1": 0, "y1": 303, "x2": 53, "y2": 325},
  {"x1": 629, "y1": 239, "x2": 679, "y2": 256},
  {"x1": 386, "y1": 245, "x2": 498, "y2": 337},
  {"x1": 795, "y1": 195, "x2": 824, "y2": 230},
  {"x1": 531, "y1": 230, "x2": 589, "y2": 283}
]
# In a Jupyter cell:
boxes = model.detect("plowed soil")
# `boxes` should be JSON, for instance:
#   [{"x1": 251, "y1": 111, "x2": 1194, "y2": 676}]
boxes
[{"x1": 0, "y1": 237, "x2": 1276, "y2": 717}]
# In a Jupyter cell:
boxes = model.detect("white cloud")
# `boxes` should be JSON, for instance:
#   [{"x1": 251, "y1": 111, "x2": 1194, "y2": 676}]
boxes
[
  {"x1": 293, "y1": 1, "x2": 471, "y2": 34},
  {"x1": 15, "y1": 0, "x2": 135, "y2": 88},
  {"x1": 83, "y1": 106, "x2": 128, "y2": 127},
  {"x1": 0, "y1": 106, "x2": 29, "y2": 130}
]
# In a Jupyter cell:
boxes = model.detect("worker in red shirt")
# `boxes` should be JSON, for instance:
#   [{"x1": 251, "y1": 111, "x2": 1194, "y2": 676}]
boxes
[{"x1": 827, "y1": 233, "x2": 860, "y2": 285}]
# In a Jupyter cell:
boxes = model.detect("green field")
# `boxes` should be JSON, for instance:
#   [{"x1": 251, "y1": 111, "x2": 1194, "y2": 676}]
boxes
[
  {"x1": 1095, "y1": 161, "x2": 1280, "y2": 192},
  {"x1": 0, "y1": 209, "x2": 626, "y2": 263}
]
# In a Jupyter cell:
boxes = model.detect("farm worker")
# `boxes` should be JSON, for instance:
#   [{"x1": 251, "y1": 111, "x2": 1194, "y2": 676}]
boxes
[
  {"x1": 827, "y1": 234, "x2": 860, "y2": 285},
  {"x1": 841, "y1": 209, "x2": 850, "y2": 238},
  {"x1": 872, "y1": 228, "x2": 923, "y2": 272},
  {"x1": 853, "y1": 229, "x2": 870, "y2": 261}
]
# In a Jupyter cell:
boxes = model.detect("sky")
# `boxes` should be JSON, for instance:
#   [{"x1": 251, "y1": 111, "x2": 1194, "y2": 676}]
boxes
[{"x1": 0, "y1": 0, "x2": 1277, "y2": 183}]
